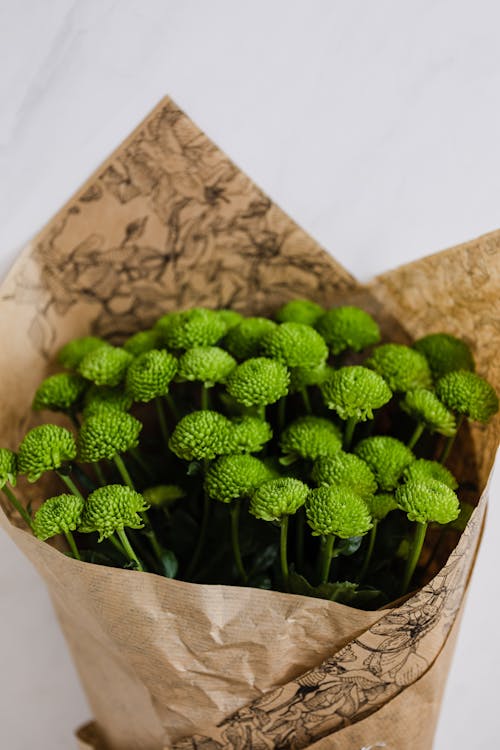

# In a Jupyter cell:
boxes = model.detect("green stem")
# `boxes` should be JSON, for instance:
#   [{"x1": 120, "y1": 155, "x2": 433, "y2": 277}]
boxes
[
  {"x1": 3, "y1": 485, "x2": 33, "y2": 529},
  {"x1": 280, "y1": 515, "x2": 290, "y2": 591},
  {"x1": 295, "y1": 507, "x2": 305, "y2": 571},
  {"x1": 107, "y1": 533, "x2": 128, "y2": 557},
  {"x1": 165, "y1": 392, "x2": 180, "y2": 422},
  {"x1": 440, "y1": 415, "x2": 463, "y2": 464},
  {"x1": 402, "y1": 521, "x2": 428, "y2": 594},
  {"x1": 140, "y1": 511, "x2": 164, "y2": 564},
  {"x1": 57, "y1": 473, "x2": 85, "y2": 502},
  {"x1": 93, "y1": 462, "x2": 107, "y2": 486},
  {"x1": 320, "y1": 534, "x2": 335, "y2": 584},
  {"x1": 358, "y1": 521, "x2": 377, "y2": 583},
  {"x1": 186, "y1": 480, "x2": 211, "y2": 579},
  {"x1": 278, "y1": 397, "x2": 286, "y2": 431},
  {"x1": 343, "y1": 417, "x2": 357, "y2": 450},
  {"x1": 408, "y1": 422, "x2": 425, "y2": 450},
  {"x1": 301, "y1": 388, "x2": 312, "y2": 414},
  {"x1": 69, "y1": 411, "x2": 81, "y2": 430},
  {"x1": 115, "y1": 526, "x2": 144, "y2": 571},
  {"x1": 64, "y1": 530, "x2": 81, "y2": 561},
  {"x1": 257, "y1": 405, "x2": 266, "y2": 421},
  {"x1": 113, "y1": 454, "x2": 135, "y2": 490},
  {"x1": 230, "y1": 503, "x2": 248, "y2": 583},
  {"x1": 155, "y1": 397, "x2": 170, "y2": 447},
  {"x1": 201, "y1": 384, "x2": 210, "y2": 410}
]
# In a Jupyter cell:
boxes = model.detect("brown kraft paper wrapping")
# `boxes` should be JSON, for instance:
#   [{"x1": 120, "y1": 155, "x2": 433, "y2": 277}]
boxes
[{"x1": 0, "y1": 97, "x2": 498, "y2": 750}]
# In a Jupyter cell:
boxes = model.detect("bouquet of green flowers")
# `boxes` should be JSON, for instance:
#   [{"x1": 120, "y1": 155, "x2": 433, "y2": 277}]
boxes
[{"x1": 1, "y1": 98, "x2": 498, "y2": 750}]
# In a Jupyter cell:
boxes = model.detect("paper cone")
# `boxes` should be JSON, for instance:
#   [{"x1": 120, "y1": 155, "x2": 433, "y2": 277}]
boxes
[{"x1": 0, "y1": 98, "x2": 498, "y2": 750}]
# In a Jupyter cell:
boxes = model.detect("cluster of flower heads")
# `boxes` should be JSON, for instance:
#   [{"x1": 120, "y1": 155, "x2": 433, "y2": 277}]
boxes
[{"x1": 1, "y1": 300, "x2": 498, "y2": 605}]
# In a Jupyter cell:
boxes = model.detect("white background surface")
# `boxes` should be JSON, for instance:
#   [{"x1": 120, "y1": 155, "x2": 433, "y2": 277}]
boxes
[{"x1": 1, "y1": 1, "x2": 499, "y2": 748}]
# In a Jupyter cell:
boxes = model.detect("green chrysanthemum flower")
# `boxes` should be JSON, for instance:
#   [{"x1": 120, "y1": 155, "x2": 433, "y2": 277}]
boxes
[
  {"x1": 217, "y1": 309, "x2": 244, "y2": 330},
  {"x1": 226, "y1": 357, "x2": 289, "y2": 407},
  {"x1": 396, "y1": 479, "x2": 460, "y2": 524},
  {"x1": 275, "y1": 299, "x2": 325, "y2": 326},
  {"x1": 401, "y1": 388, "x2": 457, "y2": 436},
  {"x1": 169, "y1": 410, "x2": 233, "y2": 461},
  {"x1": 158, "y1": 308, "x2": 227, "y2": 350},
  {"x1": 58, "y1": 336, "x2": 107, "y2": 370},
  {"x1": 354, "y1": 436, "x2": 415, "y2": 491},
  {"x1": 436, "y1": 370, "x2": 499, "y2": 423},
  {"x1": 82, "y1": 386, "x2": 133, "y2": 419},
  {"x1": 0, "y1": 448, "x2": 17, "y2": 488},
  {"x1": 79, "y1": 346, "x2": 133, "y2": 387},
  {"x1": 33, "y1": 494, "x2": 84, "y2": 540},
  {"x1": 315, "y1": 306, "x2": 380, "y2": 355},
  {"x1": 18, "y1": 425, "x2": 77, "y2": 482},
  {"x1": 205, "y1": 454, "x2": 275, "y2": 504},
  {"x1": 306, "y1": 486, "x2": 372, "y2": 538},
  {"x1": 79, "y1": 484, "x2": 149, "y2": 541},
  {"x1": 366, "y1": 344, "x2": 432, "y2": 393},
  {"x1": 78, "y1": 412, "x2": 142, "y2": 462},
  {"x1": 33, "y1": 372, "x2": 87, "y2": 413},
  {"x1": 261, "y1": 322, "x2": 328, "y2": 369},
  {"x1": 289, "y1": 362, "x2": 333, "y2": 393},
  {"x1": 321, "y1": 366, "x2": 392, "y2": 422},
  {"x1": 177, "y1": 346, "x2": 236, "y2": 387},
  {"x1": 223, "y1": 317, "x2": 278, "y2": 359},
  {"x1": 403, "y1": 459, "x2": 458, "y2": 490},
  {"x1": 366, "y1": 493, "x2": 397, "y2": 521},
  {"x1": 230, "y1": 416, "x2": 273, "y2": 453},
  {"x1": 311, "y1": 451, "x2": 377, "y2": 500},
  {"x1": 280, "y1": 416, "x2": 342, "y2": 464},
  {"x1": 413, "y1": 333, "x2": 475, "y2": 380},
  {"x1": 142, "y1": 484, "x2": 185, "y2": 508},
  {"x1": 123, "y1": 329, "x2": 163, "y2": 356},
  {"x1": 250, "y1": 477, "x2": 309, "y2": 521},
  {"x1": 125, "y1": 349, "x2": 178, "y2": 402}
]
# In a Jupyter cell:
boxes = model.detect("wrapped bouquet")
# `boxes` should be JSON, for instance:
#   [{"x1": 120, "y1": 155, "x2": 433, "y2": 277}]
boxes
[{"x1": 0, "y1": 98, "x2": 498, "y2": 750}]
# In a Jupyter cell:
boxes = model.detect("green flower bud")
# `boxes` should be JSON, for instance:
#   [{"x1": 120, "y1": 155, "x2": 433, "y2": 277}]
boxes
[
  {"x1": 436, "y1": 370, "x2": 499, "y2": 423},
  {"x1": 82, "y1": 386, "x2": 133, "y2": 419},
  {"x1": 18, "y1": 425, "x2": 77, "y2": 482},
  {"x1": 79, "y1": 484, "x2": 149, "y2": 541},
  {"x1": 413, "y1": 333, "x2": 475, "y2": 380},
  {"x1": 289, "y1": 362, "x2": 333, "y2": 393},
  {"x1": 33, "y1": 373, "x2": 87, "y2": 413},
  {"x1": 354, "y1": 436, "x2": 415, "y2": 491},
  {"x1": 261, "y1": 322, "x2": 328, "y2": 369},
  {"x1": 400, "y1": 388, "x2": 456, "y2": 436},
  {"x1": 223, "y1": 317, "x2": 278, "y2": 359},
  {"x1": 205, "y1": 454, "x2": 275, "y2": 504},
  {"x1": 321, "y1": 366, "x2": 392, "y2": 421},
  {"x1": 396, "y1": 478, "x2": 460, "y2": 524},
  {"x1": 315, "y1": 306, "x2": 380, "y2": 355},
  {"x1": 280, "y1": 416, "x2": 342, "y2": 464},
  {"x1": 366, "y1": 344, "x2": 432, "y2": 393},
  {"x1": 177, "y1": 346, "x2": 236, "y2": 387},
  {"x1": 33, "y1": 494, "x2": 84, "y2": 540},
  {"x1": 58, "y1": 336, "x2": 107, "y2": 370},
  {"x1": 275, "y1": 299, "x2": 325, "y2": 326},
  {"x1": 217, "y1": 309, "x2": 244, "y2": 329},
  {"x1": 306, "y1": 486, "x2": 372, "y2": 538},
  {"x1": 230, "y1": 416, "x2": 273, "y2": 453},
  {"x1": 142, "y1": 484, "x2": 185, "y2": 508},
  {"x1": 79, "y1": 346, "x2": 133, "y2": 387},
  {"x1": 311, "y1": 451, "x2": 377, "y2": 500},
  {"x1": 366, "y1": 493, "x2": 397, "y2": 521},
  {"x1": 250, "y1": 477, "x2": 309, "y2": 521},
  {"x1": 159, "y1": 308, "x2": 227, "y2": 350},
  {"x1": 403, "y1": 459, "x2": 458, "y2": 490},
  {"x1": 0, "y1": 448, "x2": 17, "y2": 488},
  {"x1": 78, "y1": 412, "x2": 142, "y2": 462},
  {"x1": 169, "y1": 410, "x2": 233, "y2": 461},
  {"x1": 226, "y1": 357, "x2": 289, "y2": 407},
  {"x1": 123, "y1": 329, "x2": 163, "y2": 356},
  {"x1": 125, "y1": 349, "x2": 178, "y2": 402}
]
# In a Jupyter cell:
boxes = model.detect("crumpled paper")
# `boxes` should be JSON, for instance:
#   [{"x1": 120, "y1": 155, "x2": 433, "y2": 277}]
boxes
[{"x1": 0, "y1": 98, "x2": 498, "y2": 750}]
